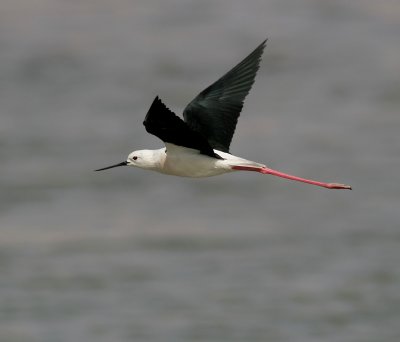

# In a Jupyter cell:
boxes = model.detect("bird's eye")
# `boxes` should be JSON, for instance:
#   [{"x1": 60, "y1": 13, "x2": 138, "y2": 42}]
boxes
[{"x1": 132, "y1": 156, "x2": 138, "y2": 160}]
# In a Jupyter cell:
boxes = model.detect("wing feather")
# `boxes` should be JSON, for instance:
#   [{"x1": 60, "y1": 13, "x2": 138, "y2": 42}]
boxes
[
  {"x1": 183, "y1": 40, "x2": 267, "y2": 152},
  {"x1": 143, "y1": 96, "x2": 221, "y2": 159}
]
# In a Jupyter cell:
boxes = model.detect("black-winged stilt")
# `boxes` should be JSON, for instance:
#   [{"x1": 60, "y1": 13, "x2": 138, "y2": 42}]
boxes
[{"x1": 96, "y1": 40, "x2": 351, "y2": 190}]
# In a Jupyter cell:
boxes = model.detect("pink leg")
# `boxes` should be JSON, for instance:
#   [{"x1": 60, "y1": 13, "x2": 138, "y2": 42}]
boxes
[{"x1": 231, "y1": 165, "x2": 352, "y2": 190}]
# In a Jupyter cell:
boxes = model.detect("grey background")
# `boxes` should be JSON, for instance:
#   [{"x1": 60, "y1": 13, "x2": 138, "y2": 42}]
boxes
[{"x1": 1, "y1": 0, "x2": 399, "y2": 341}]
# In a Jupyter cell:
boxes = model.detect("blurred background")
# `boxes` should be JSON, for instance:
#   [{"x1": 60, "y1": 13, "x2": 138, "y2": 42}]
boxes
[{"x1": 1, "y1": 0, "x2": 399, "y2": 341}]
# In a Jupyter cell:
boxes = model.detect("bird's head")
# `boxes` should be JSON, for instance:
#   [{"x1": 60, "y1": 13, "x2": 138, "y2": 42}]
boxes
[{"x1": 95, "y1": 150, "x2": 157, "y2": 171}]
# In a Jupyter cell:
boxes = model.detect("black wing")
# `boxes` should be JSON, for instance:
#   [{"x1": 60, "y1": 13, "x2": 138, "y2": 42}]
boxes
[
  {"x1": 183, "y1": 40, "x2": 267, "y2": 153},
  {"x1": 143, "y1": 96, "x2": 222, "y2": 159}
]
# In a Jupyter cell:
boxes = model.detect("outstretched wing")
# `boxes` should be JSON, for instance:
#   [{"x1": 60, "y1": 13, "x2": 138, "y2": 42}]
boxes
[
  {"x1": 183, "y1": 40, "x2": 267, "y2": 153},
  {"x1": 143, "y1": 96, "x2": 222, "y2": 159}
]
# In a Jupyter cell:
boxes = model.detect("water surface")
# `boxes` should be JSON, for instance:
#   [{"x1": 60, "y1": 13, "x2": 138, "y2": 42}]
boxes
[{"x1": 1, "y1": 1, "x2": 399, "y2": 341}]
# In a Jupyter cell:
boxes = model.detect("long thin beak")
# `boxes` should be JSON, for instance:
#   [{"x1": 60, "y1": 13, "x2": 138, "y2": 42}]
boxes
[{"x1": 95, "y1": 161, "x2": 127, "y2": 171}]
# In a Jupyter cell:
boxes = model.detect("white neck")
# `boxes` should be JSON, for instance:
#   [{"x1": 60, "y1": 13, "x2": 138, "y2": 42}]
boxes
[{"x1": 150, "y1": 149, "x2": 166, "y2": 169}]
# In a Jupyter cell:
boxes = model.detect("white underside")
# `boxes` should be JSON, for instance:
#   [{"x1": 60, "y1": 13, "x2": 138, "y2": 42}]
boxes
[{"x1": 157, "y1": 143, "x2": 265, "y2": 178}]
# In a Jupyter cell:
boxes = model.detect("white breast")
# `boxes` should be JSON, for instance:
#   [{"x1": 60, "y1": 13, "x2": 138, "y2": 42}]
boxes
[
  {"x1": 161, "y1": 150, "x2": 230, "y2": 178},
  {"x1": 157, "y1": 143, "x2": 263, "y2": 178}
]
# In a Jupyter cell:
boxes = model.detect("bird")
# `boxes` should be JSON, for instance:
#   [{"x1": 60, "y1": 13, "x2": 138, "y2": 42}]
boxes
[{"x1": 95, "y1": 40, "x2": 351, "y2": 190}]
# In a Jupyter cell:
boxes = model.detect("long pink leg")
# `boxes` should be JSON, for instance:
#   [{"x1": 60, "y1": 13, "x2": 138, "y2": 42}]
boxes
[{"x1": 231, "y1": 165, "x2": 352, "y2": 190}]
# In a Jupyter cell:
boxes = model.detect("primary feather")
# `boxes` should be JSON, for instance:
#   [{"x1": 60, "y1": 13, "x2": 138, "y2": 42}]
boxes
[{"x1": 183, "y1": 40, "x2": 267, "y2": 152}]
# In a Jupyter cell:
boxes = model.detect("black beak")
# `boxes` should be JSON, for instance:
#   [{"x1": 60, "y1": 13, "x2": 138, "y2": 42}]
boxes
[{"x1": 95, "y1": 161, "x2": 127, "y2": 171}]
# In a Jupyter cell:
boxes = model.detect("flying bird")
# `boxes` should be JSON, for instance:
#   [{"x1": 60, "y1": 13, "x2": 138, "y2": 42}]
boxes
[{"x1": 96, "y1": 40, "x2": 351, "y2": 190}]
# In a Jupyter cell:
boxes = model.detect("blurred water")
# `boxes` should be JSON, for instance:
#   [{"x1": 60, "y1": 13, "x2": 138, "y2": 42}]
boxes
[{"x1": 1, "y1": 0, "x2": 400, "y2": 341}]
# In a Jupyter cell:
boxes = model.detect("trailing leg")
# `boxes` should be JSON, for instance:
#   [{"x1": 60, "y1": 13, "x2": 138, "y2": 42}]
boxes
[{"x1": 231, "y1": 165, "x2": 351, "y2": 190}]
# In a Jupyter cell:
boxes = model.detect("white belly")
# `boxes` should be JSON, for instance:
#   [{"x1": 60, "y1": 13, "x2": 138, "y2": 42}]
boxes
[
  {"x1": 157, "y1": 144, "x2": 264, "y2": 178},
  {"x1": 161, "y1": 153, "x2": 231, "y2": 177}
]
